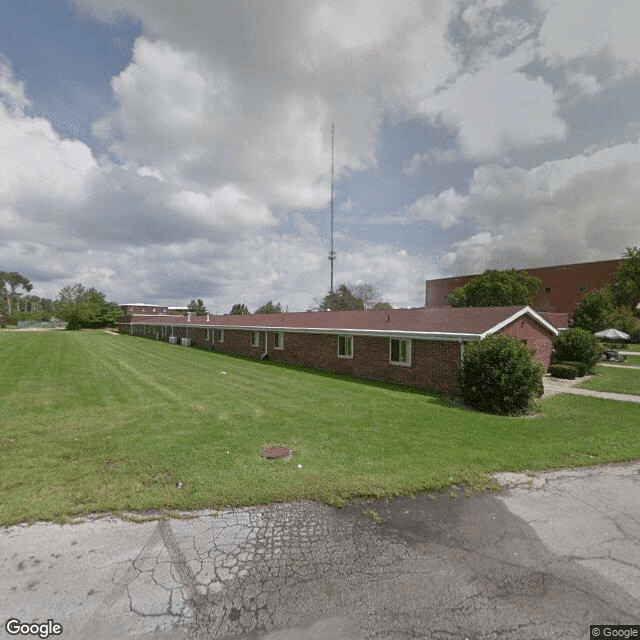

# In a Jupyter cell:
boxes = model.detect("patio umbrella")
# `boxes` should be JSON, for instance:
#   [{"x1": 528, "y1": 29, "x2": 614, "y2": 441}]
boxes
[{"x1": 594, "y1": 328, "x2": 631, "y2": 340}]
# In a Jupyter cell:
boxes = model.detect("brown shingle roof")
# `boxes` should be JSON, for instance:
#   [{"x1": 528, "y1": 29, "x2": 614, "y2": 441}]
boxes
[{"x1": 121, "y1": 305, "x2": 560, "y2": 339}]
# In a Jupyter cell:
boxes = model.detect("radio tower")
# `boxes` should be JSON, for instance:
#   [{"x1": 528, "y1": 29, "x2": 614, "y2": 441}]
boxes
[{"x1": 328, "y1": 123, "x2": 336, "y2": 292}]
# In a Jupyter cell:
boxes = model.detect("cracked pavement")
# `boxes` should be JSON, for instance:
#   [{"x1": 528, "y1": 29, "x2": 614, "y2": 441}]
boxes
[{"x1": 1, "y1": 462, "x2": 639, "y2": 640}]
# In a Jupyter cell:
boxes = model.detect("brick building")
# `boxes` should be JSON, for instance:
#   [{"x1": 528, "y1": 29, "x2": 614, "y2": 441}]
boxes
[
  {"x1": 120, "y1": 303, "x2": 169, "y2": 315},
  {"x1": 425, "y1": 259, "x2": 622, "y2": 313},
  {"x1": 117, "y1": 306, "x2": 561, "y2": 394}
]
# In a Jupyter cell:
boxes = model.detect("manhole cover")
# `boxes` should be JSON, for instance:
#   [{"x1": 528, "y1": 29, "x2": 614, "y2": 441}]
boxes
[{"x1": 262, "y1": 446, "x2": 292, "y2": 459}]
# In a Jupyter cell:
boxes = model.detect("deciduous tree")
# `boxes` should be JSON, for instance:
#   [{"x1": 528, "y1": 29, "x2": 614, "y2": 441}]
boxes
[
  {"x1": 318, "y1": 284, "x2": 364, "y2": 311},
  {"x1": 611, "y1": 247, "x2": 640, "y2": 311},
  {"x1": 449, "y1": 269, "x2": 540, "y2": 307},
  {"x1": 187, "y1": 299, "x2": 208, "y2": 314},
  {"x1": 0, "y1": 271, "x2": 33, "y2": 318},
  {"x1": 255, "y1": 300, "x2": 283, "y2": 314},
  {"x1": 230, "y1": 303, "x2": 250, "y2": 315},
  {"x1": 570, "y1": 288, "x2": 614, "y2": 333},
  {"x1": 317, "y1": 282, "x2": 391, "y2": 311},
  {"x1": 56, "y1": 283, "x2": 120, "y2": 330}
]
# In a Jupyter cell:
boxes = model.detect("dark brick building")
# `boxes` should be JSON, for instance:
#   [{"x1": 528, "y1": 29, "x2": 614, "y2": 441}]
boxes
[{"x1": 425, "y1": 259, "x2": 622, "y2": 313}]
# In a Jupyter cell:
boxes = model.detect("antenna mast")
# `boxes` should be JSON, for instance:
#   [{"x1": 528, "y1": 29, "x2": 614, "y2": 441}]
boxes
[{"x1": 328, "y1": 123, "x2": 336, "y2": 292}]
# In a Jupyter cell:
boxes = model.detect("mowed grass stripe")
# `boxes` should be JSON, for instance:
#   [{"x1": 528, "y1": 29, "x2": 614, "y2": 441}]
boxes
[{"x1": 1, "y1": 330, "x2": 640, "y2": 525}]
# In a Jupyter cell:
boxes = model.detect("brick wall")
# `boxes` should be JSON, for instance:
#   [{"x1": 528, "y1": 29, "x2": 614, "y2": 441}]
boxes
[
  {"x1": 500, "y1": 316, "x2": 555, "y2": 371},
  {"x1": 262, "y1": 331, "x2": 461, "y2": 393},
  {"x1": 126, "y1": 324, "x2": 462, "y2": 393},
  {"x1": 426, "y1": 259, "x2": 621, "y2": 312}
]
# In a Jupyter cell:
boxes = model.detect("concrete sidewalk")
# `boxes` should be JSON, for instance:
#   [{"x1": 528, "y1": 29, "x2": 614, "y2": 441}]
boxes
[
  {"x1": 543, "y1": 375, "x2": 640, "y2": 403},
  {"x1": 600, "y1": 363, "x2": 640, "y2": 369}
]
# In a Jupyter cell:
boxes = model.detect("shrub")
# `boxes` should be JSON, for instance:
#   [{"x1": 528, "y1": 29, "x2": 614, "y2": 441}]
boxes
[
  {"x1": 553, "y1": 328, "x2": 601, "y2": 373},
  {"x1": 556, "y1": 360, "x2": 587, "y2": 376},
  {"x1": 459, "y1": 334, "x2": 544, "y2": 416},
  {"x1": 549, "y1": 364, "x2": 577, "y2": 379}
]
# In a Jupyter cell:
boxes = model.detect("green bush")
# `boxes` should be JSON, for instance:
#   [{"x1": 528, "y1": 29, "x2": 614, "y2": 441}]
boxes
[
  {"x1": 549, "y1": 364, "x2": 577, "y2": 379},
  {"x1": 459, "y1": 334, "x2": 544, "y2": 416},
  {"x1": 557, "y1": 360, "x2": 587, "y2": 376},
  {"x1": 553, "y1": 328, "x2": 601, "y2": 373}
]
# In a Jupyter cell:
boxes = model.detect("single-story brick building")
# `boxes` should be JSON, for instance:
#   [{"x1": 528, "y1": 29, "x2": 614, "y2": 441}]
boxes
[{"x1": 117, "y1": 306, "x2": 564, "y2": 394}]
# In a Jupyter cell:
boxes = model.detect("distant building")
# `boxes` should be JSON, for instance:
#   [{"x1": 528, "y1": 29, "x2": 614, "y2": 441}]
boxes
[
  {"x1": 120, "y1": 304, "x2": 169, "y2": 315},
  {"x1": 425, "y1": 259, "x2": 622, "y2": 313}
]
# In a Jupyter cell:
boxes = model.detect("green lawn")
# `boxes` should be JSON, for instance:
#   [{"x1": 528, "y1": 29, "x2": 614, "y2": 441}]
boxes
[
  {"x1": 577, "y1": 363, "x2": 640, "y2": 395},
  {"x1": 619, "y1": 355, "x2": 640, "y2": 367},
  {"x1": 1, "y1": 331, "x2": 640, "y2": 525}
]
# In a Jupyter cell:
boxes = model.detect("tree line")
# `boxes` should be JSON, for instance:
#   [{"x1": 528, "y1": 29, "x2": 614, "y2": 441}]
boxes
[
  {"x1": 225, "y1": 283, "x2": 393, "y2": 316},
  {"x1": 0, "y1": 272, "x2": 120, "y2": 330}
]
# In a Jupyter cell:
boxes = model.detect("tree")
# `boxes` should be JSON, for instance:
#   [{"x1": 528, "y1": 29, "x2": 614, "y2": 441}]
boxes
[
  {"x1": 553, "y1": 328, "x2": 601, "y2": 373},
  {"x1": 449, "y1": 269, "x2": 541, "y2": 307},
  {"x1": 255, "y1": 300, "x2": 283, "y2": 314},
  {"x1": 570, "y1": 288, "x2": 615, "y2": 333},
  {"x1": 611, "y1": 247, "x2": 640, "y2": 311},
  {"x1": 0, "y1": 271, "x2": 33, "y2": 319},
  {"x1": 56, "y1": 283, "x2": 120, "y2": 330},
  {"x1": 318, "y1": 284, "x2": 364, "y2": 311},
  {"x1": 609, "y1": 305, "x2": 638, "y2": 337},
  {"x1": 187, "y1": 298, "x2": 208, "y2": 314},
  {"x1": 317, "y1": 282, "x2": 391, "y2": 311},
  {"x1": 459, "y1": 334, "x2": 544, "y2": 415},
  {"x1": 230, "y1": 303, "x2": 250, "y2": 315}
]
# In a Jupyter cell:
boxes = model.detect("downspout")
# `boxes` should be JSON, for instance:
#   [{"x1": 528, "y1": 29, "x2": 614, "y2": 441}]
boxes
[
  {"x1": 262, "y1": 331, "x2": 269, "y2": 360},
  {"x1": 458, "y1": 337, "x2": 465, "y2": 393}
]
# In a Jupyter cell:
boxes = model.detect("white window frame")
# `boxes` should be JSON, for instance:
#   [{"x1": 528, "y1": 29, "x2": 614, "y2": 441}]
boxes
[
  {"x1": 338, "y1": 335, "x2": 353, "y2": 359},
  {"x1": 390, "y1": 338, "x2": 411, "y2": 366},
  {"x1": 273, "y1": 331, "x2": 284, "y2": 350},
  {"x1": 206, "y1": 329, "x2": 211, "y2": 341},
  {"x1": 251, "y1": 331, "x2": 260, "y2": 347},
  {"x1": 217, "y1": 329, "x2": 224, "y2": 343}
]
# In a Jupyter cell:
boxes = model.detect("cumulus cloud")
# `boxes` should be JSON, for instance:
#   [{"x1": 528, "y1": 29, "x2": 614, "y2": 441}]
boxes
[
  {"x1": 418, "y1": 53, "x2": 566, "y2": 159},
  {"x1": 3, "y1": 0, "x2": 640, "y2": 312},
  {"x1": 77, "y1": 0, "x2": 457, "y2": 205},
  {"x1": 538, "y1": 0, "x2": 640, "y2": 67},
  {"x1": 414, "y1": 140, "x2": 640, "y2": 273},
  {"x1": 407, "y1": 188, "x2": 465, "y2": 229}
]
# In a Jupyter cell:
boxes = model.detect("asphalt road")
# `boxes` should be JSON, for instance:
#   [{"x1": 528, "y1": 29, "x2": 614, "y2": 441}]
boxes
[{"x1": 2, "y1": 462, "x2": 639, "y2": 640}]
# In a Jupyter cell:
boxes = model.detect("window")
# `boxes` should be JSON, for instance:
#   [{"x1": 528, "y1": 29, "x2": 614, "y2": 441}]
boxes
[
  {"x1": 390, "y1": 338, "x2": 411, "y2": 366},
  {"x1": 338, "y1": 335, "x2": 353, "y2": 358},
  {"x1": 274, "y1": 331, "x2": 284, "y2": 349},
  {"x1": 206, "y1": 329, "x2": 211, "y2": 341},
  {"x1": 217, "y1": 329, "x2": 224, "y2": 342},
  {"x1": 251, "y1": 331, "x2": 260, "y2": 347}
]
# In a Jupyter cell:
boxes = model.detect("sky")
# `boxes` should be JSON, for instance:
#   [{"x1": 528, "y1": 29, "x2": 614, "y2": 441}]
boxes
[{"x1": 1, "y1": 0, "x2": 639, "y2": 313}]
